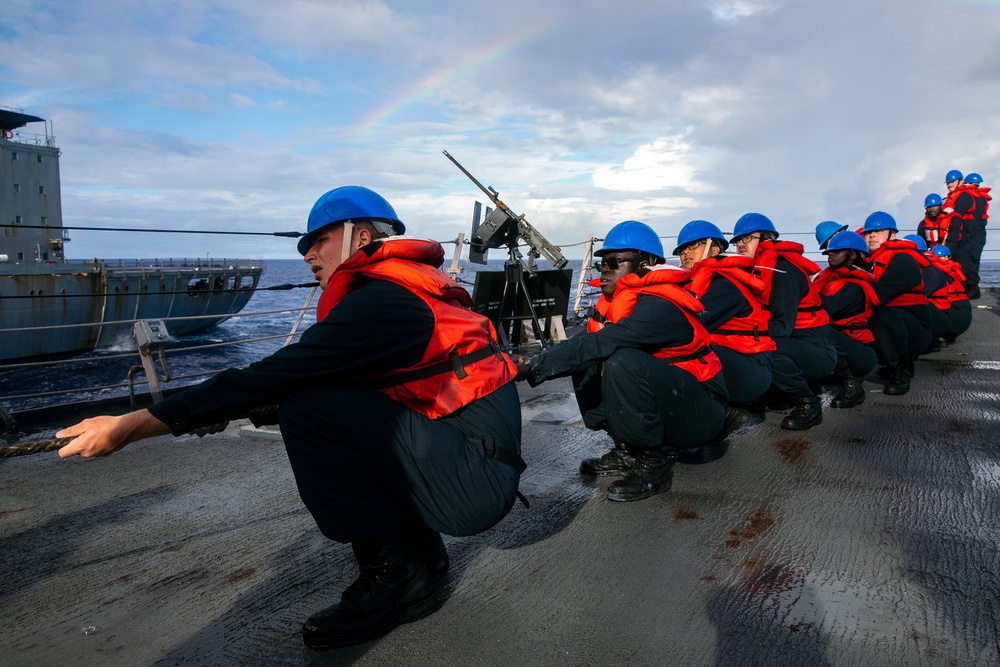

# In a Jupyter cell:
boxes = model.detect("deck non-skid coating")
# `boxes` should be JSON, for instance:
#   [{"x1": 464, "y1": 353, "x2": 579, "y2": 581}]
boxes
[{"x1": 2, "y1": 296, "x2": 1000, "y2": 666}]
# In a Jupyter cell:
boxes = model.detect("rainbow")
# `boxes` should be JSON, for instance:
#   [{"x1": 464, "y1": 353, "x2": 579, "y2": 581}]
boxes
[{"x1": 354, "y1": 20, "x2": 557, "y2": 137}]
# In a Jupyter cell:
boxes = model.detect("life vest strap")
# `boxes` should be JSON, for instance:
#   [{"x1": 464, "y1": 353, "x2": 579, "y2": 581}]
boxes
[
  {"x1": 662, "y1": 345, "x2": 714, "y2": 364},
  {"x1": 712, "y1": 326, "x2": 762, "y2": 341},
  {"x1": 590, "y1": 308, "x2": 607, "y2": 324},
  {"x1": 481, "y1": 437, "x2": 529, "y2": 508},
  {"x1": 365, "y1": 340, "x2": 503, "y2": 389}
]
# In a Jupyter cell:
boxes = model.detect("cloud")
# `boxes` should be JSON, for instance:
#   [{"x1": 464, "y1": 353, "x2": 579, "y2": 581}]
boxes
[{"x1": 5, "y1": 0, "x2": 1000, "y2": 260}]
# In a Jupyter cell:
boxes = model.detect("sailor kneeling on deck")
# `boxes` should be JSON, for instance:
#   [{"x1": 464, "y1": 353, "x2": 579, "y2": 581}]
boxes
[
  {"x1": 55, "y1": 186, "x2": 525, "y2": 651},
  {"x1": 515, "y1": 220, "x2": 733, "y2": 502}
]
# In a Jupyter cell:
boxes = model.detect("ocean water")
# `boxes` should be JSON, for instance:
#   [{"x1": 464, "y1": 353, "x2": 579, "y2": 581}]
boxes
[{"x1": 2, "y1": 255, "x2": 998, "y2": 417}]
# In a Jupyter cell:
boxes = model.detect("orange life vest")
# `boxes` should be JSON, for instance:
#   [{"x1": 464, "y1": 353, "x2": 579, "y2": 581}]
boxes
[
  {"x1": 929, "y1": 256, "x2": 969, "y2": 303},
  {"x1": 586, "y1": 277, "x2": 611, "y2": 333},
  {"x1": 944, "y1": 185, "x2": 977, "y2": 229},
  {"x1": 920, "y1": 211, "x2": 956, "y2": 246},
  {"x1": 605, "y1": 268, "x2": 722, "y2": 382},
  {"x1": 969, "y1": 186, "x2": 992, "y2": 221},
  {"x1": 753, "y1": 240, "x2": 831, "y2": 330},
  {"x1": 318, "y1": 238, "x2": 516, "y2": 419},
  {"x1": 813, "y1": 266, "x2": 879, "y2": 344},
  {"x1": 686, "y1": 255, "x2": 776, "y2": 354},
  {"x1": 869, "y1": 239, "x2": 930, "y2": 308}
]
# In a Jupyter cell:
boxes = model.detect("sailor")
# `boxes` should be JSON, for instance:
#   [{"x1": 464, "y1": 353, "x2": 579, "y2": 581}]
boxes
[
  {"x1": 813, "y1": 231, "x2": 879, "y2": 408},
  {"x1": 941, "y1": 169, "x2": 976, "y2": 291},
  {"x1": 916, "y1": 193, "x2": 954, "y2": 250},
  {"x1": 927, "y1": 244, "x2": 972, "y2": 344},
  {"x1": 902, "y1": 234, "x2": 954, "y2": 353},
  {"x1": 675, "y1": 219, "x2": 774, "y2": 410},
  {"x1": 515, "y1": 220, "x2": 728, "y2": 502},
  {"x1": 862, "y1": 211, "x2": 933, "y2": 395},
  {"x1": 731, "y1": 213, "x2": 837, "y2": 430},
  {"x1": 960, "y1": 172, "x2": 991, "y2": 299},
  {"x1": 55, "y1": 185, "x2": 525, "y2": 651}
]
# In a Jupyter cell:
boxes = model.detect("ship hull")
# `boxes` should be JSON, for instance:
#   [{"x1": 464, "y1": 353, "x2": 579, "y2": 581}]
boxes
[{"x1": 0, "y1": 258, "x2": 264, "y2": 364}]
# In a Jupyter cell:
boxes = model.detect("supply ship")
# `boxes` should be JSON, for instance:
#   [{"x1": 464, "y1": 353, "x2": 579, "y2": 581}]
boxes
[{"x1": 0, "y1": 107, "x2": 264, "y2": 364}]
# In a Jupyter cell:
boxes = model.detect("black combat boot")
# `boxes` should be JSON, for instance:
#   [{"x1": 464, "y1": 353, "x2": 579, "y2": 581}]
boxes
[
  {"x1": 301, "y1": 540, "x2": 436, "y2": 650},
  {"x1": 400, "y1": 521, "x2": 449, "y2": 579},
  {"x1": 884, "y1": 364, "x2": 910, "y2": 395},
  {"x1": 830, "y1": 360, "x2": 865, "y2": 409},
  {"x1": 719, "y1": 406, "x2": 750, "y2": 439},
  {"x1": 606, "y1": 449, "x2": 675, "y2": 502},
  {"x1": 780, "y1": 389, "x2": 822, "y2": 430},
  {"x1": 580, "y1": 440, "x2": 636, "y2": 476}
]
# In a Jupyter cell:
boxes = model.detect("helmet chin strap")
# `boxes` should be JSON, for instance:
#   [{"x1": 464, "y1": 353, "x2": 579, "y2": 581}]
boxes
[
  {"x1": 339, "y1": 221, "x2": 355, "y2": 264},
  {"x1": 699, "y1": 241, "x2": 712, "y2": 262}
]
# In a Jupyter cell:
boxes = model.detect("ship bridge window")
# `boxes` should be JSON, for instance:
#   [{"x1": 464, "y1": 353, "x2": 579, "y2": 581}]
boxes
[
  {"x1": 13, "y1": 183, "x2": 19, "y2": 193},
  {"x1": 188, "y1": 278, "x2": 210, "y2": 294},
  {"x1": 39, "y1": 186, "x2": 46, "y2": 195},
  {"x1": 14, "y1": 215, "x2": 21, "y2": 224},
  {"x1": 10, "y1": 152, "x2": 16, "y2": 161},
  {"x1": 41, "y1": 216, "x2": 47, "y2": 226},
  {"x1": 37, "y1": 155, "x2": 43, "y2": 164}
]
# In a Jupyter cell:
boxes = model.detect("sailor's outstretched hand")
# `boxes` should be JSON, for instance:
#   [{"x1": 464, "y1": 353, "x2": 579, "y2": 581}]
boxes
[{"x1": 56, "y1": 410, "x2": 171, "y2": 459}]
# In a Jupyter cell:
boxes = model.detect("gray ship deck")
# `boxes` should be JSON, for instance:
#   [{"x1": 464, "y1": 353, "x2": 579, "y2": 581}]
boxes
[{"x1": 3, "y1": 295, "x2": 1000, "y2": 666}]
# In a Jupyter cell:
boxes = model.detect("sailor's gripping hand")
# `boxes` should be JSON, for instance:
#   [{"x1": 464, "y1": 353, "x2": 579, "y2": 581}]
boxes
[{"x1": 56, "y1": 410, "x2": 171, "y2": 459}]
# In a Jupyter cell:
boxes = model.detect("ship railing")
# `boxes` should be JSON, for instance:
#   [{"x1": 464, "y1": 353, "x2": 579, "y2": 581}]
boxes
[{"x1": 1, "y1": 129, "x2": 55, "y2": 148}]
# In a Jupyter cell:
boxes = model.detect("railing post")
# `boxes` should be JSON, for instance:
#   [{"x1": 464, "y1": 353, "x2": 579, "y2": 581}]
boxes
[
  {"x1": 572, "y1": 234, "x2": 595, "y2": 317},
  {"x1": 285, "y1": 287, "x2": 318, "y2": 347},
  {"x1": 446, "y1": 233, "x2": 465, "y2": 280}
]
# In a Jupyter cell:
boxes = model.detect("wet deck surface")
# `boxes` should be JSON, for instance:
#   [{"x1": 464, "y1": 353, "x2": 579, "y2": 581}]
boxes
[{"x1": 3, "y1": 294, "x2": 1000, "y2": 666}]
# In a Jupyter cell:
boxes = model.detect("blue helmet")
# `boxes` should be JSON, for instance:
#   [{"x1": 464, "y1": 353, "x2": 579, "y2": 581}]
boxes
[
  {"x1": 863, "y1": 211, "x2": 897, "y2": 232},
  {"x1": 902, "y1": 234, "x2": 928, "y2": 252},
  {"x1": 965, "y1": 172, "x2": 983, "y2": 184},
  {"x1": 924, "y1": 193, "x2": 943, "y2": 208},
  {"x1": 731, "y1": 212, "x2": 778, "y2": 243},
  {"x1": 932, "y1": 244, "x2": 951, "y2": 257},
  {"x1": 596, "y1": 220, "x2": 665, "y2": 262},
  {"x1": 815, "y1": 220, "x2": 848, "y2": 250},
  {"x1": 298, "y1": 186, "x2": 405, "y2": 255},
  {"x1": 824, "y1": 230, "x2": 869, "y2": 256},
  {"x1": 673, "y1": 220, "x2": 729, "y2": 255},
  {"x1": 945, "y1": 169, "x2": 963, "y2": 184}
]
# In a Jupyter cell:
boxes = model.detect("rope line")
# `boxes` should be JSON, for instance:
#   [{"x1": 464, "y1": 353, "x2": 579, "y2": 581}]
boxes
[{"x1": 0, "y1": 405, "x2": 281, "y2": 459}]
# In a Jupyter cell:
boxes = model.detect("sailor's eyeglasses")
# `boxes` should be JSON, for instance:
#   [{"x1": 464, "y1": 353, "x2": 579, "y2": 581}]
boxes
[
  {"x1": 594, "y1": 255, "x2": 639, "y2": 271},
  {"x1": 734, "y1": 234, "x2": 763, "y2": 245},
  {"x1": 679, "y1": 240, "x2": 709, "y2": 254}
]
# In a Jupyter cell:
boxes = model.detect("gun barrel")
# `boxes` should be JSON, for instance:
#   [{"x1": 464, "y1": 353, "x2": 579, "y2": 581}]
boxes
[{"x1": 443, "y1": 150, "x2": 495, "y2": 201}]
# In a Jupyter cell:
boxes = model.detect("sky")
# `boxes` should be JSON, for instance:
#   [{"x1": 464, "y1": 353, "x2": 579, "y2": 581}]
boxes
[{"x1": 2, "y1": 0, "x2": 1000, "y2": 262}]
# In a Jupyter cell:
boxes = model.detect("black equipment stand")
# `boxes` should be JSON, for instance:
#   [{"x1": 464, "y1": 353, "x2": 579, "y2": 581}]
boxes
[{"x1": 494, "y1": 242, "x2": 548, "y2": 349}]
